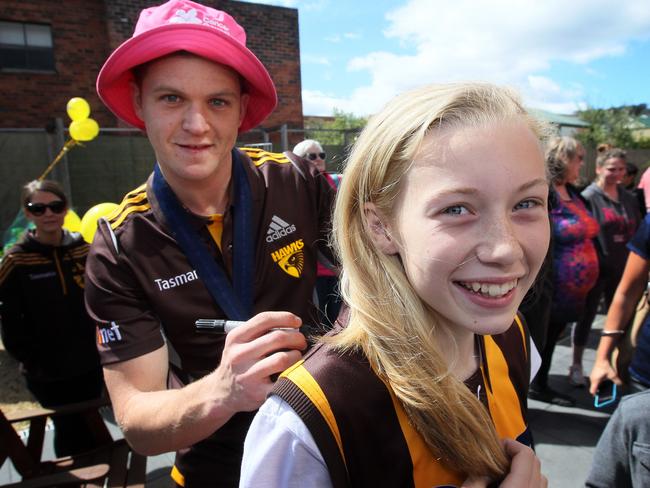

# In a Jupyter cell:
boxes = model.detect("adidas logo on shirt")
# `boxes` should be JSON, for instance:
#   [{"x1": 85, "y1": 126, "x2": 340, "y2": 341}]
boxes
[{"x1": 266, "y1": 215, "x2": 297, "y2": 242}]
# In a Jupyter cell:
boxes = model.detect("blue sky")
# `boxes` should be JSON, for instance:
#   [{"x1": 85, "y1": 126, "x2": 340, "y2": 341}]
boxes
[{"x1": 245, "y1": 0, "x2": 650, "y2": 117}]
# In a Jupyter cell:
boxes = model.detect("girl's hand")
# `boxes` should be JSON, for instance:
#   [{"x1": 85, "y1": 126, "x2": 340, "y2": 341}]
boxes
[
  {"x1": 462, "y1": 439, "x2": 547, "y2": 487},
  {"x1": 499, "y1": 439, "x2": 547, "y2": 487}
]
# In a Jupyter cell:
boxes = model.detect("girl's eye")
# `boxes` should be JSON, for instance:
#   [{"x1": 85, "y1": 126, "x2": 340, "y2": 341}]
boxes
[
  {"x1": 514, "y1": 199, "x2": 541, "y2": 211},
  {"x1": 443, "y1": 205, "x2": 470, "y2": 216}
]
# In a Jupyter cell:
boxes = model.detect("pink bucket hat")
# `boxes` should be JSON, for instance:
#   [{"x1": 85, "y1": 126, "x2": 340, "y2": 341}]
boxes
[{"x1": 96, "y1": 0, "x2": 277, "y2": 133}]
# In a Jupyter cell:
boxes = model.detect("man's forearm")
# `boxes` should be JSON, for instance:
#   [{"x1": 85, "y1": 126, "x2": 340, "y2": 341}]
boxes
[{"x1": 111, "y1": 370, "x2": 235, "y2": 455}]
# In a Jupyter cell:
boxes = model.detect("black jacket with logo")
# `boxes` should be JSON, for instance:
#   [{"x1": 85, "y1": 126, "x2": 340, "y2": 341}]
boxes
[{"x1": 0, "y1": 229, "x2": 100, "y2": 380}]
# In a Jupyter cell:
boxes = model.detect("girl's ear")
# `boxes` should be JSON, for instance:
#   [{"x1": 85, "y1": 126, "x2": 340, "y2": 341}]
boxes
[{"x1": 364, "y1": 203, "x2": 399, "y2": 255}]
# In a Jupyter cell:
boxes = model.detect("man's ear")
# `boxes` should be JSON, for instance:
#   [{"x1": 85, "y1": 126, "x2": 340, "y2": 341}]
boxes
[
  {"x1": 131, "y1": 81, "x2": 144, "y2": 120},
  {"x1": 364, "y1": 203, "x2": 399, "y2": 255},
  {"x1": 238, "y1": 93, "x2": 250, "y2": 128}
]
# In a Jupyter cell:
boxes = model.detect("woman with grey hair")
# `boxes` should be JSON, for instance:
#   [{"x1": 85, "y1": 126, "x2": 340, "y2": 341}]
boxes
[
  {"x1": 293, "y1": 139, "x2": 342, "y2": 326},
  {"x1": 529, "y1": 136, "x2": 600, "y2": 405}
]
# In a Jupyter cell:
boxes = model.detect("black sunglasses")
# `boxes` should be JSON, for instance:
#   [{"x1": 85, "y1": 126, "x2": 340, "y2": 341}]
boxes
[
  {"x1": 307, "y1": 152, "x2": 326, "y2": 161},
  {"x1": 25, "y1": 200, "x2": 66, "y2": 216}
]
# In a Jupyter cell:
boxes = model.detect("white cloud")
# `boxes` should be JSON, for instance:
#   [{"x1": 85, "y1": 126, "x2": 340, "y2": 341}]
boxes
[
  {"x1": 303, "y1": 54, "x2": 331, "y2": 65},
  {"x1": 302, "y1": 0, "x2": 650, "y2": 115},
  {"x1": 324, "y1": 34, "x2": 341, "y2": 43}
]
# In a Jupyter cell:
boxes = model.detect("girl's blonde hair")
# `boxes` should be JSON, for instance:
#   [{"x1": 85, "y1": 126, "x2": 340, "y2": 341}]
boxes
[{"x1": 330, "y1": 82, "x2": 549, "y2": 480}]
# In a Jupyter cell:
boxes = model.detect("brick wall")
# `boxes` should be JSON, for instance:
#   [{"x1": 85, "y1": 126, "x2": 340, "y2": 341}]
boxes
[
  {"x1": 1, "y1": 0, "x2": 303, "y2": 131},
  {"x1": 0, "y1": 0, "x2": 113, "y2": 128}
]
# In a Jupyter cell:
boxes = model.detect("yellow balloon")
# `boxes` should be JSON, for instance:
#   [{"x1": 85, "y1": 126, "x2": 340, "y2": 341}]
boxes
[
  {"x1": 66, "y1": 97, "x2": 91, "y2": 121},
  {"x1": 69, "y1": 118, "x2": 100, "y2": 142},
  {"x1": 80, "y1": 203, "x2": 119, "y2": 243},
  {"x1": 62, "y1": 209, "x2": 81, "y2": 232}
]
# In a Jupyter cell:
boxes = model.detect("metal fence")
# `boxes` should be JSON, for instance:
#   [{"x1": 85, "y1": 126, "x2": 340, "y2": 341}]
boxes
[{"x1": 0, "y1": 123, "x2": 355, "y2": 239}]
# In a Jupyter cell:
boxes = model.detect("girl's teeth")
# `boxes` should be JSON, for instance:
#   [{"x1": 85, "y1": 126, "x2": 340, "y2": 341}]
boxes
[{"x1": 462, "y1": 280, "x2": 516, "y2": 297}]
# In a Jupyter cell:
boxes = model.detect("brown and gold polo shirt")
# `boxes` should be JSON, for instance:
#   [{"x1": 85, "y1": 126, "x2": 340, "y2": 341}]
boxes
[{"x1": 84, "y1": 147, "x2": 335, "y2": 487}]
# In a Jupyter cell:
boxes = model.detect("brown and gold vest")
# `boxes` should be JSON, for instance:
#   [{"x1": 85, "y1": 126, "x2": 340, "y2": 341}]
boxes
[{"x1": 273, "y1": 315, "x2": 532, "y2": 488}]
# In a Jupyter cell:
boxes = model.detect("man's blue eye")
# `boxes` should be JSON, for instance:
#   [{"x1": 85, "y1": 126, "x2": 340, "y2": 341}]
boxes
[{"x1": 210, "y1": 99, "x2": 226, "y2": 107}]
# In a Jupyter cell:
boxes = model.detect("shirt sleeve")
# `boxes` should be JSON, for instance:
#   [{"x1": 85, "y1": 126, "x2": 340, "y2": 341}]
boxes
[
  {"x1": 585, "y1": 397, "x2": 633, "y2": 488},
  {"x1": 0, "y1": 256, "x2": 31, "y2": 364},
  {"x1": 84, "y1": 218, "x2": 165, "y2": 365},
  {"x1": 240, "y1": 395, "x2": 333, "y2": 488}
]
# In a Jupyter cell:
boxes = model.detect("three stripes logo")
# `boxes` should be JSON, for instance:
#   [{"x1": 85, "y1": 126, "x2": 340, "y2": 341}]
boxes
[{"x1": 266, "y1": 215, "x2": 297, "y2": 243}]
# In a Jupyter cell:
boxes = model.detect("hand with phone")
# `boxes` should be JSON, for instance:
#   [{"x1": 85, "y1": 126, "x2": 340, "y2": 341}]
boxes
[{"x1": 594, "y1": 379, "x2": 617, "y2": 408}]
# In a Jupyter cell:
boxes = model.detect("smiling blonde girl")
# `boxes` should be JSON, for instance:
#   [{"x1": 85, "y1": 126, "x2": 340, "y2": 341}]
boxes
[{"x1": 240, "y1": 83, "x2": 551, "y2": 488}]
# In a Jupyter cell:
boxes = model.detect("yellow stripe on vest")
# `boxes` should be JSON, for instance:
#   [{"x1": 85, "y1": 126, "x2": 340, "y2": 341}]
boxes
[
  {"x1": 481, "y1": 317, "x2": 527, "y2": 440},
  {"x1": 387, "y1": 388, "x2": 465, "y2": 487},
  {"x1": 514, "y1": 314, "x2": 528, "y2": 359},
  {"x1": 281, "y1": 360, "x2": 347, "y2": 465},
  {"x1": 170, "y1": 465, "x2": 185, "y2": 486}
]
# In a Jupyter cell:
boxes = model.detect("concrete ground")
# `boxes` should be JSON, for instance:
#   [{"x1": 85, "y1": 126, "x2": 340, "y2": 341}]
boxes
[
  {"x1": 529, "y1": 314, "x2": 614, "y2": 487},
  {"x1": 1, "y1": 315, "x2": 614, "y2": 487}
]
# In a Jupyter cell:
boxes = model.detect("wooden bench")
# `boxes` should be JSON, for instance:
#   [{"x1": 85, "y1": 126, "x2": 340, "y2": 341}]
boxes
[{"x1": 0, "y1": 398, "x2": 146, "y2": 487}]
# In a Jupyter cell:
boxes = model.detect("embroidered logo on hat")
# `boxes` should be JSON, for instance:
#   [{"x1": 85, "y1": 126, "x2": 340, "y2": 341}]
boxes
[{"x1": 169, "y1": 7, "x2": 231, "y2": 36}]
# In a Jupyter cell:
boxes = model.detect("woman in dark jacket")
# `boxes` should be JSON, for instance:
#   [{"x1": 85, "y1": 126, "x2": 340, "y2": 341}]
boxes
[
  {"x1": 0, "y1": 179, "x2": 103, "y2": 456},
  {"x1": 569, "y1": 149, "x2": 641, "y2": 387}
]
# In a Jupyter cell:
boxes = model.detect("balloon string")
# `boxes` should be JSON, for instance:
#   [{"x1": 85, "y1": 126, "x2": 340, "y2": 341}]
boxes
[{"x1": 38, "y1": 139, "x2": 79, "y2": 181}]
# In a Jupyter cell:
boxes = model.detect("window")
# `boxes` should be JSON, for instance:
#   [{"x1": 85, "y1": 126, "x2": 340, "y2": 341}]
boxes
[{"x1": 0, "y1": 21, "x2": 55, "y2": 71}]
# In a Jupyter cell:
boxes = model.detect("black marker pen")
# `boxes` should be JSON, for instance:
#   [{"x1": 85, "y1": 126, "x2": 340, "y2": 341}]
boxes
[
  {"x1": 195, "y1": 318, "x2": 308, "y2": 334},
  {"x1": 195, "y1": 319, "x2": 246, "y2": 334}
]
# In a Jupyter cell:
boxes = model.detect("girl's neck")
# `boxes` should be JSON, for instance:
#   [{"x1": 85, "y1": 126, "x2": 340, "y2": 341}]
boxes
[
  {"x1": 598, "y1": 180, "x2": 618, "y2": 200},
  {"x1": 436, "y1": 326, "x2": 479, "y2": 381},
  {"x1": 35, "y1": 228, "x2": 63, "y2": 246}
]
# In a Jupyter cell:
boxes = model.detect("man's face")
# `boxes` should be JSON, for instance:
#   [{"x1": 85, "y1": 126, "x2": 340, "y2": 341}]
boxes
[{"x1": 133, "y1": 54, "x2": 249, "y2": 185}]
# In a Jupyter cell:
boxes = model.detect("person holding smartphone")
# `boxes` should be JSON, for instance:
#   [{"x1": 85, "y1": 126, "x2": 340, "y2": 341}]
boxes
[
  {"x1": 589, "y1": 211, "x2": 650, "y2": 396},
  {"x1": 0, "y1": 179, "x2": 104, "y2": 456}
]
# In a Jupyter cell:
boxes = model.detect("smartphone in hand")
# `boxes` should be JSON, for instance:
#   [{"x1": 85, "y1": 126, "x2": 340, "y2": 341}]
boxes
[{"x1": 594, "y1": 379, "x2": 617, "y2": 408}]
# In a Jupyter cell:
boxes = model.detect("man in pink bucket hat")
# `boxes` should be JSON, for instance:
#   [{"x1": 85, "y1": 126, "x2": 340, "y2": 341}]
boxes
[{"x1": 84, "y1": 1, "x2": 336, "y2": 486}]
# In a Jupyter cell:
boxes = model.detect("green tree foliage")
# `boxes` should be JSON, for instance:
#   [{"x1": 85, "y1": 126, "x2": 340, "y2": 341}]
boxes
[
  {"x1": 576, "y1": 107, "x2": 636, "y2": 148},
  {"x1": 576, "y1": 104, "x2": 650, "y2": 149},
  {"x1": 306, "y1": 109, "x2": 367, "y2": 146}
]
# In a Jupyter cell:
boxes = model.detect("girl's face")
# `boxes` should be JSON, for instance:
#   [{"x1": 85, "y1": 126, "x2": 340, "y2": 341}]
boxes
[
  {"x1": 382, "y1": 120, "x2": 549, "y2": 339},
  {"x1": 24, "y1": 190, "x2": 67, "y2": 235},
  {"x1": 596, "y1": 157, "x2": 626, "y2": 186}
]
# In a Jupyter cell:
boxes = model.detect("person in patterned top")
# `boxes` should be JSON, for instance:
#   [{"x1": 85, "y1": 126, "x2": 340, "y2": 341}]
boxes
[{"x1": 529, "y1": 136, "x2": 599, "y2": 405}]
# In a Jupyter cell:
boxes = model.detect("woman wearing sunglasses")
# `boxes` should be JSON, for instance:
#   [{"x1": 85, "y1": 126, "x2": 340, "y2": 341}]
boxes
[
  {"x1": 293, "y1": 139, "x2": 343, "y2": 326},
  {"x1": 0, "y1": 179, "x2": 104, "y2": 456}
]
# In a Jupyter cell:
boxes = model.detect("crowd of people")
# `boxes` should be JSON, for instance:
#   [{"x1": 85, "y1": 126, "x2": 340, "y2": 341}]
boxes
[{"x1": 1, "y1": 0, "x2": 650, "y2": 487}]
